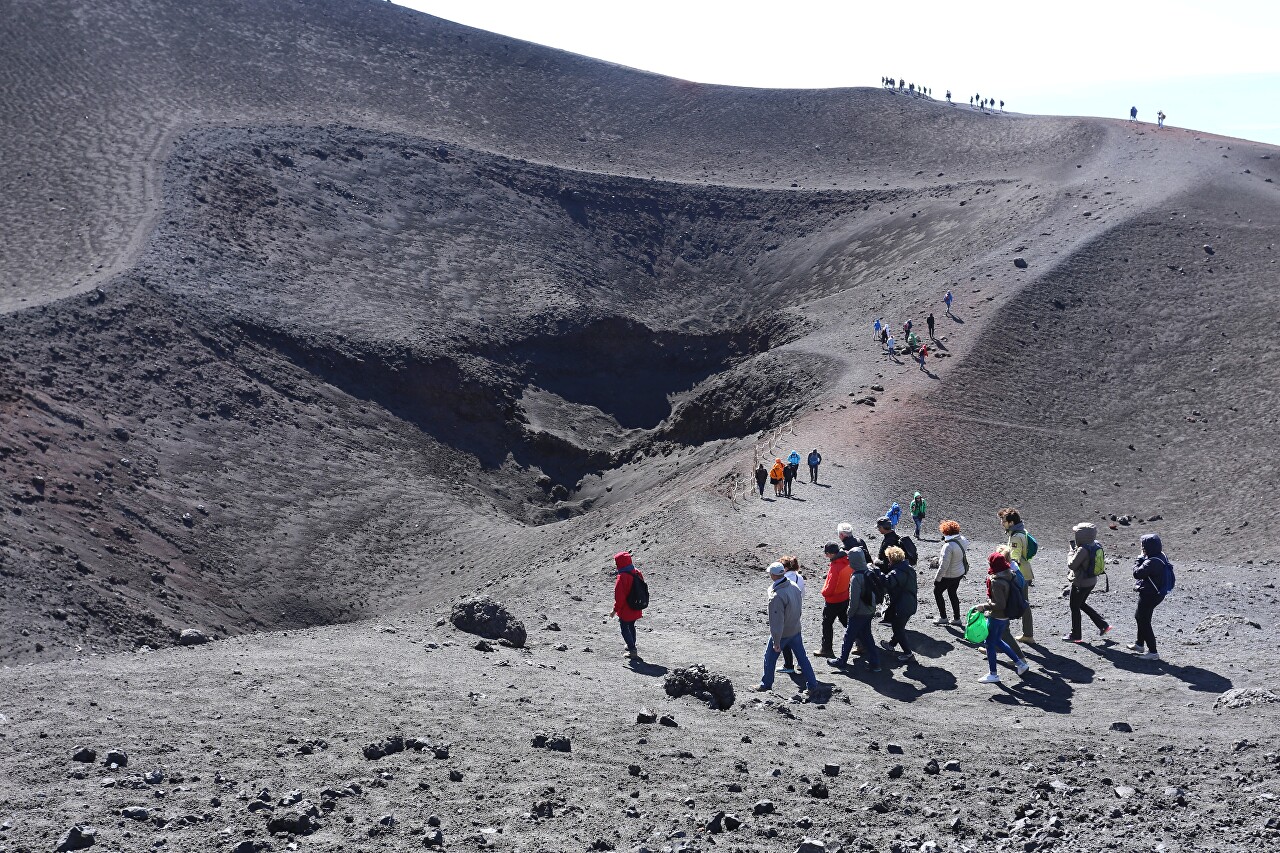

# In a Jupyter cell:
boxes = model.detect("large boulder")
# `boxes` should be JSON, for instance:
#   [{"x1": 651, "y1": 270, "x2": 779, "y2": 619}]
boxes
[
  {"x1": 664, "y1": 665, "x2": 735, "y2": 710},
  {"x1": 449, "y1": 597, "x2": 526, "y2": 648}
]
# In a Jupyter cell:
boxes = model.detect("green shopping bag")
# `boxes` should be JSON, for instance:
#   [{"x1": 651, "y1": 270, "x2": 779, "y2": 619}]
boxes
[{"x1": 963, "y1": 608, "x2": 989, "y2": 644}]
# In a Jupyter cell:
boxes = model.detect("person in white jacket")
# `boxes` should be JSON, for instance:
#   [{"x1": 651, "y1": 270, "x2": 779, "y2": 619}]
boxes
[{"x1": 933, "y1": 519, "x2": 969, "y2": 625}]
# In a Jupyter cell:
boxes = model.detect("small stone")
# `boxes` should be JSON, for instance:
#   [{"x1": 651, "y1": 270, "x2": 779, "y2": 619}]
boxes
[
  {"x1": 448, "y1": 770, "x2": 463, "y2": 782},
  {"x1": 1203, "y1": 244, "x2": 1215, "y2": 255},
  {"x1": 823, "y1": 763, "x2": 840, "y2": 777},
  {"x1": 1115, "y1": 786, "x2": 1136, "y2": 799},
  {"x1": 72, "y1": 747, "x2": 97, "y2": 763},
  {"x1": 531, "y1": 734, "x2": 571, "y2": 753},
  {"x1": 178, "y1": 628, "x2": 209, "y2": 646},
  {"x1": 636, "y1": 708, "x2": 657, "y2": 724},
  {"x1": 807, "y1": 780, "x2": 828, "y2": 799},
  {"x1": 1014, "y1": 257, "x2": 1029, "y2": 269},
  {"x1": 55, "y1": 826, "x2": 96, "y2": 851},
  {"x1": 723, "y1": 814, "x2": 741, "y2": 831},
  {"x1": 658, "y1": 714, "x2": 678, "y2": 728},
  {"x1": 753, "y1": 800, "x2": 775, "y2": 815},
  {"x1": 103, "y1": 749, "x2": 128, "y2": 768},
  {"x1": 628, "y1": 764, "x2": 642, "y2": 776},
  {"x1": 1109, "y1": 721, "x2": 1133, "y2": 733},
  {"x1": 144, "y1": 770, "x2": 164, "y2": 784},
  {"x1": 886, "y1": 742, "x2": 904, "y2": 754},
  {"x1": 121, "y1": 806, "x2": 150, "y2": 821},
  {"x1": 473, "y1": 639, "x2": 495, "y2": 653},
  {"x1": 796, "y1": 838, "x2": 826, "y2": 853},
  {"x1": 944, "y1": 760, "x2": 962, "y2": 772},
  {"x1": 924, "y1": 758, "x2": 940, "y2": 775},
  {"x1": 888, "y1": 764, "x2": 904, "y2": 779},
  {"x1": 423, "y1": 828, "x2": 445, "y2": 848}
]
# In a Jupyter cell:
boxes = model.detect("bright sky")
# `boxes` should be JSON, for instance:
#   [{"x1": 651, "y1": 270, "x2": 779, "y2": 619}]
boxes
[{"x1": 391, "y1": 0, "x2": 1280, "y2": 145}]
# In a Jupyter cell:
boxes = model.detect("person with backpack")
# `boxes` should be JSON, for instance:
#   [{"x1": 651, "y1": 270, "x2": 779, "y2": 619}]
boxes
[
  {"x1": 778, "y1": 555, "x2": 805, "y2": 674},
  {"x1": 873, "y1": 318, "x2": 882, "y2": 340},
  {"x1": 933, "y1": 519, "x2": 968, "y2": 625},
  {"x1": 758, "y1": 561, "x2": 819, "y2": 695},
  {"x1": 807, "y1": 448, "x2": 822, "y2": 483},
  {"x1": 830, "y1": 546, "x2": 881, "y2": 673},
  {"x1": 877, "y1": 546, "x2": 917, "y2": 662},
  {"x1": 926, "y1": 312, "x2": 936, "y2": 339},
  {"x1": 1130, "y1": 105, "x2": 1138, "y2": 121},
  {"x1": 611, "y1": 552, "x2": 646, "y2": 658},
  {"x1": 1063, "y1": 522, "x2": 1111, "y2": 643},
  {"x1": 874, "y1": 516, "x2": 902, "y2": 569},
  {"x1": 769, "y1": 459, "x2": 785, "y2": 497},
  {"x1": 782, "y1": 460, "x2": 798, "y2": 498},
  {"x1": 999, "y1": 507, "x2": 1037, "y2": 643},
  {"x1": 975, "y1": 551, "x2": 1031, "y2": 683},
  {"x1": 1157, "y1": 110, "x2": 1166, "y2": 129},
  {"x1": 1130, "y1": 533, "x2": 1173, "y2": 660},
  {"x1": 944, "y1": 289, "x2": 954, "y2": 317},
  {"x1": 754, "y1": 463, "x2": 768, "y2": 498},
  {"x1": 817, "y1": 543, "x2": 853, "y2": 657},
  {"x1": 837, "y1": 522, "x2": 873, "y2": 565},
  {"x1": 918, "y1": 343, "x2": 929, "y2": 371},
  {"x1": 910, "y1": 492, "x2": 927, "y2": 538}
]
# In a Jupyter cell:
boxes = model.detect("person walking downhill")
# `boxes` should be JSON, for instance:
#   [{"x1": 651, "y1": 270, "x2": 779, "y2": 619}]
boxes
[
  {"x1": 944, "y1": 289, "x2": 954, "y2": 317},
  {"x1": 837, "y1": 522, "x2": 874, "y2": 566},
  {"x1": 755, "y1": 463, "x2": 768, "y2": 498},
  {"x1": 807, "y1": 448, "x2": 822, "y2": 483},
  {"x1": 1063, "y1": 522, "x2": 1112, "y2": 643},
  {"x1": 910, "y1": 491, "x2": 927, "y2": 538},
  {"x1": 829, "y1": 546, "x2": 882, "y2": 673},
  {"x1": 903, "y1": 318, "x2": 913, "y2": 339},
  {"x1": 885, "y1": 334, "x2": 896, "y2": 356},
  {"x1": 999, "y1": 507, "x2": 1037, "y2": 643},
  {"x1": 817, "y1": 543, "x2": 853, "y2": 658},
  {"x1": 933, "y1": 519, "x2": 968, "y2": 625},
  {"x1": 611, "y1": 552, "x2": 645, "y2": 658},
  {"x1": 873, "y1": 317, "x2": 883, "y2": 340},
  {"x1": 1130, "y1": 534, "x2": 1174, "y2": 660},
  {"x1": 878, "y1": 546, "x2": 917, "y2": 661},
  {"x1": 926, "y1": 312, "x2": 935, "y2": 339},
  {"x1": 769, "y1": 458, "x2": 785, "y2": 497},
  {"x1": 778, "y1": 556, "x2": 805, "y2": 674},
  {"x1": 782, "y1": 459, "x2": 797, "y2": 498},
  {"x1": 918, "y1": 343, "x2": 929, "y2": 371},
  {"x1": 757, "y1": 561, "x2": 819, "y2": 695},
  {"x1": 976, "y1": 551, "x2": 1031, "y2": 683}
]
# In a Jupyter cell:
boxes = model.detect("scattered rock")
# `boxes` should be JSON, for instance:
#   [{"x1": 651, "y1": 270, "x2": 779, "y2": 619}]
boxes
[
  {"x1": 753, "y1": 800, "x2": 775, "y2": 815},
  {"x1": 888, "y1": 764, "x2": 904, "y2": 779},
  {"x1": 267, "y1": 804, "x2": 321, "y2": 836},
  {"x1": 1215, "y1": 688, "x2": 1280, "y2": 709},
  {"x1": 1196, "y1": 614, "x2": 1262, "y2": 634},
  {"x1": 531, "y1": 733, "x2": 571, "y2": 753},
  {"x1": 448, "y1": 770, "x2": 463, "y2": 782},
  {"x1": 1013, "y1": 257, "x2": 1028, "y2": 268},
  {"x1": 1115, "y1": 786, "x2": 1136, "y2": 799},
  {"x1": 663, "y1": 665, "x2": 735, "y2": 710},
  {"x1": 1109, "y1": 721, "x2": 1133, "y2": 733},
  {"x1": 72, "y1": 747, "x2": 96, "y2": 763},
  {"x1": 1203, "y1": 244, "x2": 1215, "y2": 255},
  {"x1": 796, "y1": 838, "x2": 826, "y2": 853},
  {"x1": 55, "y1": 826, "x2": 96, "y2": 852},
  {"x1": 886, "y1": 742, "x2": 904, "y2": 754},
  {"x1": 658, "y1": 714, "x2": 678, "y2": 728},
  {"x1": 924, "y1": 758, "x2": 940, "y2": 775},
  {"x1": 363, "y1": 735, "x2": 406, "y2": 760},
  {"x1": 103, "y1": 749, "x2": 128, "y2": 768},
  {"x1": 636, "y1": 708, "x2": 658, "y2": 724},
  {"x1": 423, "y1": 828, "x2": 445, "y2": 848},
  {"x1": 473, "y1": 639, "x2": 495, "y2": 653},
  {"x1": 178, "y1": 628, "x2": 209, "y2": 646},
  {"x1": 450, "y1": 597, "x2": 527, "y2": 647},
  {"x1": 121, "y1": 806, "x2": 150, "y2": 821},
  {"x1": 823, "y1": 763, "x2": 840, "y2": 777},
  {"x1": 807, "y1": 780, "x2": 828, "y2": 799},
  {"x1": 944, "y1": 760, "x2": 961, "y2": 772}
]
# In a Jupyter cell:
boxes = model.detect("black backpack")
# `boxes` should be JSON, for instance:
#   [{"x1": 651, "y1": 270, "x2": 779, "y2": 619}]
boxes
[
  {"x1": 1003, "y1": 576, "x2": 1027, "y2": 619},
  {"x1": 625, "y1": 573, "x2": 649, "y2": 611},
  {"x1": 899, "y1": 536, "x2": 919, "y2": 566},
  {"x1": 860, "y1": 569, "x2": 888, "y2": 607}
]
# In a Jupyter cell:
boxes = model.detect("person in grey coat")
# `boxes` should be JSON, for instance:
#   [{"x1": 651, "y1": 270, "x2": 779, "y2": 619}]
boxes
[
  {"x1": 830, "y1": 548, "x2": 882, "y2": 672},
  {"x1": 1063, "y1": 522, "x2": 1111, "y2": 642},
  {"x1": 757, "y1": 562, "x2": 818, "y2": 693}
]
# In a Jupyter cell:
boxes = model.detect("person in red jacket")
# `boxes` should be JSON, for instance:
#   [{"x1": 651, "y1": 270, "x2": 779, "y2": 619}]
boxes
[
  {"x1": 612, "y1": 551, "x2": 644, "y2": 658},
  {"x1": 817, "y1": 543, "x2": 852, "y2": 657}
]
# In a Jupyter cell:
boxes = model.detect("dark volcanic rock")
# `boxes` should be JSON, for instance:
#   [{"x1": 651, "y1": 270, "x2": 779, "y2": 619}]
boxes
[
  {"x1": 636, "y1": 708, "x2": 658, "y2": 724},
  {"x1": 55, "y1": 826, "x2": 96, "y2": 851},
  {"x1": 267, "y1": 804, "x2": 320, "y2": 836},
  {"x1": 531, "y1": 733, "x2": 571, "y2": 752},
  {"x1": 178, "y1": 628, "x2": 209, "y2": 646},
  {"x1": 1014, "y1": 257, "x2": 1029, "y2": 268},
  {"x1": 72, "y1": 747, "x2": 97, "y2": 763},
  {"x1": 663, "y1": 664, "x2": 735, "y2": 710},
  {"x1": 449, "y1": 597, "x2": 527, "y2": 647},
  {"x1": 103, "y1": 749, "x2": 128, "y2": 768}
]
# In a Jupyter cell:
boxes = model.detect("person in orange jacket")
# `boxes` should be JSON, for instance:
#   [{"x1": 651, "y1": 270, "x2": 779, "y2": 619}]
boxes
[
  {"x1": 817, "y1": 542, "x2": 852, "y2": 657},
  {"x1": 769, "y1": 459, "x2": 786, "y2": 497},
  {"x1": 612, "y1": 552, "x2": 645, "y2": 658}
]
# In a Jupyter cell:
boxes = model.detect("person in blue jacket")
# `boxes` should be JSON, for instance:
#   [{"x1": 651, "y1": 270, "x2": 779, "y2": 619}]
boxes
[
  {"x1": 807, "y1": 449, "x2": 822, "y2": 483},
  {"x1": 1130, "y1": 534, "x2": 1173, "y2": 661}
]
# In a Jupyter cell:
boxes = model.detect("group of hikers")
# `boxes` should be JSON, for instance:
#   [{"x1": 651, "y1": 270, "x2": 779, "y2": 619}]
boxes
[
  {"x1": 875, "y1": 290, "x2": 953, "y2": 369},
  {"x1": 754, "y1": 450, "x2": 823, "y2": 498},
  {"x1": 1130, "y1": 106, "x2": 1169, "y2": 128},
  {"x1": 611, "y1": 505, "x2": 1176, "y2": 700},
  {"x1": 881, "y1": 77, "x2": 933, "y2": 98}
]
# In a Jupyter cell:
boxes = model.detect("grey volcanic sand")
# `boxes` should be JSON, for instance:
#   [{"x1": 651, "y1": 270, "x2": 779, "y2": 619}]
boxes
[{"x1": 2, "y1": 1, "x2": 1280, "y2": 851}]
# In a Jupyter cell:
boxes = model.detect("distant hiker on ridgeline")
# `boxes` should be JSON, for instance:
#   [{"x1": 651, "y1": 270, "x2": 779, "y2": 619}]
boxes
[
  {"x1": 878, "y1": 546, "x2": 917, "y2": 661},
  {"x1": 611, "y1": 552, "x2": 646, "y2": 658},
  {"x1": 837, "y1": 522, "x2": 874, "y2": 565},
  {"x1": 1157, "y1": 110, "x2": 1166, "y2": 129},
  {"x1": 1000, "y1": 99, "x2": 1005, "y2": 111},
  {"x1": 910, "y1": 491, "x2": 927, "y2": 538},
  {"x1": 807, "y1": 448, "x2": 822, "y2": 483},
  {"x1": 770, "y1": 458, "x2": 785, "y2": 497},
  {"x1": 1130, "y1": 534, "x2": 1174, "y2": 660},
  {"x1": 944, "y1": 289, "x2": 954, "y2": 316},
  {"x1": 782, "y1": 459, "x2": 797, "y2": 498},
  {"x1": 969, "y1": 95, "x2": 973, "y2": 107},
  {"x1": 830, "y1": 545, "x2": 881, "y2": 673},
  {"x1": 1063, "y1": 522, "x2": 1111, "y2": 643},
  {"x1": 757, "y1": 561, "x2": 819, "y2": 696},
  {"x1": 976, "y1": 550, "x2": 1031, "y2": 683},
  {"x1": 946, "y1": 90, "x2": 952, "y2": 103},
  {"x1": 778, "y1": 555, "x2": 805, "y2": 674},
  {"x1": 933, "y1": 519, "x2": 968, "y2": 625},
  {"x1": 926, "y1": 312, "x2": 936, "y2": 339},
  {"x1": 817, "y1": 542, "x2": 853, "y2": 658},
  {"x1": 754, "y1": 463, "x2": 769, "y2": 498},
  {"x1": 1130, "y1": 105, "x2": 1138, "y2": 120},
  {"x1": 999, "y1": 507, "x2": 1037, "y2": 643}
]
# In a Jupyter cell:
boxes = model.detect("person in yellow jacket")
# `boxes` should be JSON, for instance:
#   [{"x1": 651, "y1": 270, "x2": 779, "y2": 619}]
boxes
[
  {"x1": 769, "y1": 459, "x2": 786, "y2": 497},
  {"x1": 998, "y1": 507, "x2": 1036, "y2": 643}
]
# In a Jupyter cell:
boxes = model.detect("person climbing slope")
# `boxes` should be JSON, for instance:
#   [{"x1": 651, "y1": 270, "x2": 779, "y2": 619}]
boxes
[
  {"x1": 611, "y1": 552, "x2": 646, "y2": 658},
  {"x1": 976, "y1": 550, "x2": 1031, "y2": 683},
  {"x1": 910, "y1": 491, "x2": 927, "y2": 538},
  {"x1": 878, "y1": 546, "x2": 917, "y2": 662},
  {"x1": 778, "y1": 555, "x2": 805, "y2": 674},
  {"x1": 837, "y1": 522, "x2": 873, "y2": 565},
  {"x1": 807, "y1": 448, "x2": 822, "y2": 483},
  {"x1": 1130, "y1": 533, "x2": 1174, "y2": 660},
  {"x1": 830, "y1": 546, "x2": 881, "y2": 673},
  {"x1": 1063, "y1": 522, "x2": 1111, "y2": 642},
  {"x1": 933, "y1": 519, "x2": 968, "y2": 625}
]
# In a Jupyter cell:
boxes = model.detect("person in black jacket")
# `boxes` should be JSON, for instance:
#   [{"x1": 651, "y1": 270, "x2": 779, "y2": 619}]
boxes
[
  {"x1": 837, "y1": 522, "x2": 873, "y2": 565},
  {"x1": 754, "y1": 464, "x2": 768, "y2": 498},
  {"x1": 875, "y1": 517, "x2": 901, "y2": 568},
  {"x1": 1130, "y1": 533, "x2": 1173, "y2": 660}
]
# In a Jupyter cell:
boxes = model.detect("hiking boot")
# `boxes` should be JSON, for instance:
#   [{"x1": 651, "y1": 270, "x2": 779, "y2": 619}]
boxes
[
  {"x1": 933, "y1": 617, "x2": 949, "y2": 626},
  {"x1": 979, "y1": 673, "x2": 1002, "y2": 684},
  {"x1": 1016, "y1": 635, "x2": 1036, "y2": 644},
  {"x1": 827, "y1": 658, "x2": 846, "y2": 669},
  {"x1": 780, "y1": 666, "x2": 796, "y2": 674},
  {"x1": 754, "y1": 684, "x2": 771, "y2": 692},
  {"x1": 879, "y1": 639, "x2": 895, "y2": 651},
  {"x1": 1061, "y1": 634, "x2": 1083, "y2": 643},
  {"x1": 1015, "y1": 660, "x2": 1031, "y2": 676},
  {"x1": 816, "y1": 648, "x2": 834, "y2": 659},
  {"x1": 1099, "y1": 624, "x2": 1113, "y2": 637},
  {"x1": 1127, "y1": 642, "x2": 1146, "y2": 652},
  {"x1": 897, "y1": 652, "x2": 915, "y2": 662},
  {"x1": 1139, "y1": 651, "x2": 1161, "y2": 661},
  {"x1": 950, "y1": 618, "x2": 964, "y2": 626}
]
